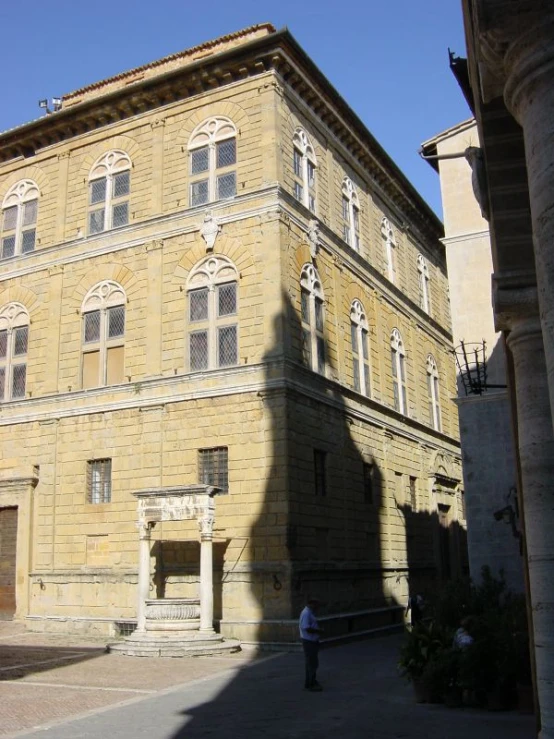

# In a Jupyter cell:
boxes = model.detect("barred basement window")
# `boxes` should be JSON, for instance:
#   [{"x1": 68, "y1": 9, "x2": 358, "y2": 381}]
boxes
[
  {"x1": 187, "y1": 256, "x2": 238, "y2": 371},
  {"x1": 417, "y1": 254, "x2": 431, "y2": 314},
  {"x1": 81, "y1": 281, "x2": 126, "y2": 388},
  {"x1": 342, "y1": 177, "x2": 360, "y2": 251},
  {"x1": 88, "y1": 151, "x2": 131, "y2": 235},
  {"x1": 87, "y1": 459, "x2": 112, "y2": 504},
  {"x1": 350, "y1": 299, "x2": 370, "y2": 396},
  {"x1": 188, "y1": 117, "x2": 237, "y2": 207},
  {"x1": 300, "y1": 263, "x2": 325, "y2": 375},
  {"x1": 292, "y1": 128, "x2": 317, "y2": 213},
  {"x1": 314, "y1": 449, "x2": 327, "y2": 497},
  {"x1": 391, "y1": 328, "x2": 407, "y2": 414},
  {"x1": 0, "y1": 302, "x2": 29, "y2": 401},
  {"x1": 1, "y1": 180, "x2": 39, "y2": 259},
  {"x1": 409, "y1": 476, "x2": 417, "y2": 510},
  {"x1": 381, "y1": 217, "x2": 397, "y2": 284},
  {"x1": 199, "y1": 447, "x2": 228, "y2": 493},
  {"x1": 363, "y1": 463, "x2": 374, "y2": 504}
]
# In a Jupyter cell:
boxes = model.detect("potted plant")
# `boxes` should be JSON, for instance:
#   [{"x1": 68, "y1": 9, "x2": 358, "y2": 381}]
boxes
[{"x1": 398, "y1": 621, "x2": 451, "y2": 703}]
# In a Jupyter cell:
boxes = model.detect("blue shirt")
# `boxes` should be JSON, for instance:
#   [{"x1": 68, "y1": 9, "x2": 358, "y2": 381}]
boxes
[{"x1": 299, "y1": 606, "x2": 319, "y2": 642}]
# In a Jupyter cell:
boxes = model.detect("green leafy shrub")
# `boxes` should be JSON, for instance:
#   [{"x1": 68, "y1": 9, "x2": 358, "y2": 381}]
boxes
[
  {"x1": 399, "y1": 568, "x2": 531, "y2": 708},
  {"x1": 398, "y1": 620, "x2": 452, "y2": 682}
]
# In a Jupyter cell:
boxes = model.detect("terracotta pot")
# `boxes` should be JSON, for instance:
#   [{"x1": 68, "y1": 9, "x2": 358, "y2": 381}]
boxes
[
  {"x1": 517, "y1": 683, "x2": 534, "y2": 714},
  {"x1": 444, "y1": 687, "x2": 463, "y2": 708},
  {"x1": 413, "y1": 678, "x2": 428, "y2": 703}
]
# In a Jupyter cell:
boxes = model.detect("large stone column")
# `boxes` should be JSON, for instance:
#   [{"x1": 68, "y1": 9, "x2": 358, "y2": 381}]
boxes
[
  {"x1": 136, "y1": 522, "x2": 152, "y2": 633},
  {"x1": 506, "y1": 316, "x2": 554, "y2": 739},
  {"x1": 500, "y1": 12, "x2": 554, "y2": 432},
  {"x1": 198, "y1": 511, "x2": 215, "y2": 633}
]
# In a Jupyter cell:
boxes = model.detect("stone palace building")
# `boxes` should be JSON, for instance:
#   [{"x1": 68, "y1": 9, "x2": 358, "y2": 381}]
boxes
[{"x1": 0, "y1": 24, "x2": 465, "y2": 645}]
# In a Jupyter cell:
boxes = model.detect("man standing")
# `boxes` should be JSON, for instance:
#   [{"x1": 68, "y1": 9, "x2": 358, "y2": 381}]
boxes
[{"x1": 299, "y1": 598, "x2": 323, "y2": 691}]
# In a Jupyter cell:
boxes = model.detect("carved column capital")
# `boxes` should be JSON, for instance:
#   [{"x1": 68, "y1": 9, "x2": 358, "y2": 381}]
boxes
[
  {"x1": 137, "y1": 520, "x2": 153, "y2": 540},
  {"x1": 145, "y1": 239, "x2": 163, "y2": 252},
  {"x1": 471, "y1": 0, "x2": 554, "y2": 112},
  {"x1": 198, "y1": 514, "x2": 215, "y2": 541},
  {"x1": 492, "y1": 269, "x2": 539, "y2": 331}
]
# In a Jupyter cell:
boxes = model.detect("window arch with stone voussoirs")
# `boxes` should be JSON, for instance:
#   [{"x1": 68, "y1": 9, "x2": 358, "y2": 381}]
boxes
[
  {"x1": 350, "y1": 299, "x2": 370, "y2": 396},
  {"x1": 300, "y1": 263, "x2": 325, "y2": 375},
  {"x1": 381, "y1": 217, "x2": 397, "y2": 284},
  {"x1": 342, "y1": 177, "x2": 360, "y2": 251},
  {"x1": 292, "y1": 128, "x2": 317, "y2": 213},
  {"x1": 186, "y1": 255, "x2": 239, "y2": 372},
  {"x1": 88, "y1": 150, "x2": 131, "y2": 235},
  {"x1": 1, "y1": 180, "x2": 39, "y2": 259},
  {"x1": 188, "y1": 117, "x2": 237, "y2": 207},
  {"x1": 81, "y1": 281, "x2": 126, "y2": 388},
  {"x1": 418, "y1": 254, "x2": 431, "y2": 314},
  {"x1": 390, "y1": 328, "x2": 407, "y2": 414},
  {"x1": 0, "y1": 302, "x2": 30, "y2": 401},
  {"x1": 426, "y1": 354, "x2": 441, "y2": 431}
]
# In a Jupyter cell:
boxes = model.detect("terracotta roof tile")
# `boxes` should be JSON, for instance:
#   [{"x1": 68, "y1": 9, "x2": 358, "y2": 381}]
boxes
[{"x1": 63, "y1": 23, "x2": 276, "y2": 103}]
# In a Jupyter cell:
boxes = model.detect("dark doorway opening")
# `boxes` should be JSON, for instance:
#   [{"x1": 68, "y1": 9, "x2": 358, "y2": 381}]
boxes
[{"x1": 0, "y1": 507, "x2": 18, "y2": 619}]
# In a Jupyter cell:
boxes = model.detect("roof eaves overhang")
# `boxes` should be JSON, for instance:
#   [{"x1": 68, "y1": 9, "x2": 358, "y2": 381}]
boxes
[{"x1": 0, "y1": 26, "x2": 443, "y2": 241}]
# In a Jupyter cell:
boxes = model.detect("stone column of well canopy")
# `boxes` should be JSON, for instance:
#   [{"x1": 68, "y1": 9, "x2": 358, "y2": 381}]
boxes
[
  {"x1": 199, "y1": 505, "x2": 215, "y2": 633},
  {"x1": 136, "y1": 521, "x2": 153, "y2": 633},
  {"x1": 108, "y1": 486, "x2": 239, "y2": 656}
]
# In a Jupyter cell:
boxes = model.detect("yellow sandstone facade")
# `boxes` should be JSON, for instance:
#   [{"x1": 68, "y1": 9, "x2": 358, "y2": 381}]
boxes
[{"x1": 0, "y1": 25, "x2": 465, "y2": 644}]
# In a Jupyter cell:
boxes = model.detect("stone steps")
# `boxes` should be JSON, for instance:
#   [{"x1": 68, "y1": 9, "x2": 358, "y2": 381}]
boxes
[{"x1": 108, "y1": 632, "x2": 241, "y2": 658}]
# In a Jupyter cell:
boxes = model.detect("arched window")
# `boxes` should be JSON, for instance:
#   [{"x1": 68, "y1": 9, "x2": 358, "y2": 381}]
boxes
[
  {"x1": 1, "y1": 180, "x2": 39, "y2": 259},
  {"x1": 0, "y1": 302, "x2": 29, "y2": 401},
  {"x1": 88, "y1": 151, "x2": 131, "y2": 235},
  {"x1": 292, "y1": 128, "x2": 317, "y2": 213},
  {"x1": 381, "y1": 217, "x2": 397, "y2": 284},
  {"x1": 427, "y1": 354, "x2": 441, "y2": 431},
  {"x1": 81, "y1": 281, "x2": 126, "y2": 388},
  {"x1": 188, "y1": 117, "x2": 237, "y2": 207},
  {"x1": 300, "y1": 264, "x2": 325, "y2": 374},
  {"x1": 350, "y1": 300, "x2": 370, "y2": 395},
  {"x1": 342, "y1": 178, "x2": 360, "y2": 251},
  {"x1": 391, "y1": 328, "x2": 407, "y2": 414},
  {"x1": 187, "y1": 256, "x2": 238, "y2": 371},
  {"x1": 418, "y1": 254, "x2": 430, "y2": 313}
]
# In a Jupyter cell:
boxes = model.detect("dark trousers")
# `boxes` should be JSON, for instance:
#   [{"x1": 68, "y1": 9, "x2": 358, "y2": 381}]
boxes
[{"x1": 302, "y1": 639, "x2": 320, "y2": 688}]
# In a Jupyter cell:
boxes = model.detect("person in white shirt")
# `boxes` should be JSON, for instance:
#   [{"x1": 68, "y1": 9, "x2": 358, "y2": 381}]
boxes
[{"x1": 299, "y1": 598, "x2": 323, "y2": 691}]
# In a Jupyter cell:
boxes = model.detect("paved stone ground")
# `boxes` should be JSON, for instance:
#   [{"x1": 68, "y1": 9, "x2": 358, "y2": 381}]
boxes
[{"x1": 0, "y1": 622, "x2": 536, "y2": 739}]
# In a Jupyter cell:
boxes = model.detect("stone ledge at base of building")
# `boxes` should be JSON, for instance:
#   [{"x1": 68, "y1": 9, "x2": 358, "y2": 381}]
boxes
[
  {"x1": 25, "y1": 614, "x2": 130, "y2": 638},
  {"x1": 221, "y1": 604, "x2": 405, "y2": 647},
  {"x1": 22, "y1": 604, "x2": 405, "y2": 646}
]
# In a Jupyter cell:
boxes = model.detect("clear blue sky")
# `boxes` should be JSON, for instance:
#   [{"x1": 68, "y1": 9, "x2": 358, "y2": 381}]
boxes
[{"x1": 0, "y1": 0, "x2": 471, "y2": 218}]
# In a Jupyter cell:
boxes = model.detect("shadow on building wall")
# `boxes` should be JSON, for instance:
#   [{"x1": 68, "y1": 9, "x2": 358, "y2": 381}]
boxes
[
  {"x1": 163, "y1": 291, "x2": 467, "y2": 737},
  {"x1": 455, "y1": 334, "x2": 523, "y2": 592},
  {"x1": 400, "y1": 503, "x2": 468, "y2": 594}
]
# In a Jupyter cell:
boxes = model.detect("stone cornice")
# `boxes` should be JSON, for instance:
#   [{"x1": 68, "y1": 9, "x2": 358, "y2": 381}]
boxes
[
  {"x1": 0, "y1": 187, "x2": 452, "y2": 347},
  {"x1": 0, "y1": 476, "x2": 39, "y2": 490},
  {"x1": 441, "y1": 229, "x2": 490, "y2": 246},
  {"x1": 0, "y1": 29, "x2": 442, "y2": 247},
  {"x1": 0, "y1": 358, "x2": 460, "y2": 454}
]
